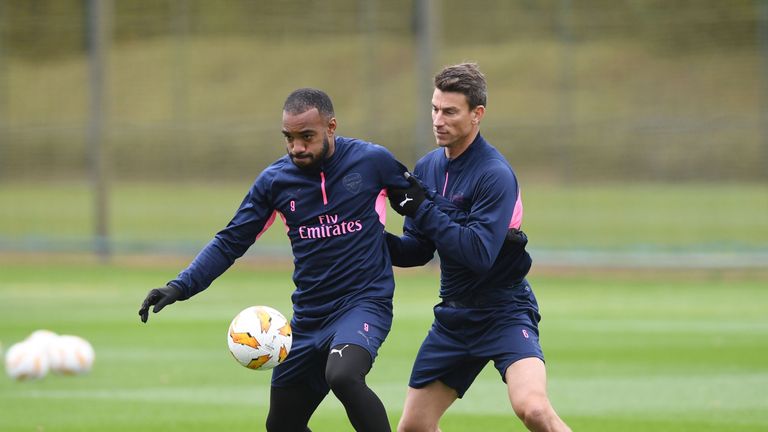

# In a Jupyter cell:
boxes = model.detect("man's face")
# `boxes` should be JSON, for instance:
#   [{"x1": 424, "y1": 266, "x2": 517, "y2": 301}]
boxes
[
  {"x1": 282, "y1": 108, "x2": 335, "y2": 171},
  {"x1": 431, "y1": 88, "x2": 483, "y2": 150}
]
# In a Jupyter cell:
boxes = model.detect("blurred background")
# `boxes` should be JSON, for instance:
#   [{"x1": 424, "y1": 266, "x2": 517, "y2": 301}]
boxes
[
  {"x1": 2, "y1": 3, "x2": 767, "y2": 430},
  {"x1": 0, "y1": 0, "x2": 766, "y2": 267}
]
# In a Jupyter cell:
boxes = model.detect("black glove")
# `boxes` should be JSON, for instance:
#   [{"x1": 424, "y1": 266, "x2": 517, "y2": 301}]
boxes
[
  {"x1": 505, "y1": 228, "x2": 528, "y2": 247},
  {"x1": 138, "y1": 284, "x2": 183, "y2": 323},
  {"x1": 388, "y1": 173, "x2": 427, "y2": 217}
]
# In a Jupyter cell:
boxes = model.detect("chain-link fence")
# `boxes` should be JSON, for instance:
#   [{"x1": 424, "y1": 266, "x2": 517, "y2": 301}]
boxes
[{"x1": 1, "y1": 0, "x2": 766, "y2": 266}]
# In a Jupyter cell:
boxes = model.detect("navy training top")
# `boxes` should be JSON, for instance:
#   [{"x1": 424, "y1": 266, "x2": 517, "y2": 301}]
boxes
[
  {"x1": 169, "y1": 136, "x2": 410, "y2": 326},
  {"x1": 387, "y1": 133, "x2": 532, "y2": 304}
]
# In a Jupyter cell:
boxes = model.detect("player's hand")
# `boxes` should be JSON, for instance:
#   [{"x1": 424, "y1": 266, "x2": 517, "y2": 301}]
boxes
[
  {"x1": 388, "y1": 173, "x2": 426, "y2": 217},
  {"x1": 138, "y1": 284, "x2": 183, "y2": 323},
  {"x1": 505, "y1": 228, "x2": 528, "y2": 247}
]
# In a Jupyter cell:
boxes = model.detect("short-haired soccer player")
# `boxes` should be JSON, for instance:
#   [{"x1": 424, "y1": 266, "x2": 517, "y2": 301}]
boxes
[
  {"x1": 139, "y1": 88, "x2": 410, "y2": 432},
  {"x1": 387, "y1": 63, "x2": 572, "y2": 432}
]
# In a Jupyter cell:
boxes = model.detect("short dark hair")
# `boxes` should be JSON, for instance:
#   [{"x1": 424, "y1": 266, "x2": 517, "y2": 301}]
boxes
[
  {"x1": 283, "y1": 88, "x2": 335, "y2": 118},
  {"x1": 434, "y1": 63, "x2": 487, "y2": 109}
]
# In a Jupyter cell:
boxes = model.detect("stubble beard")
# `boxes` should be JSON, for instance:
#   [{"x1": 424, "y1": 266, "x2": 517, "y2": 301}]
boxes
[{"x1": 290, "y1": 135, "x2": 330, "y2": 172}]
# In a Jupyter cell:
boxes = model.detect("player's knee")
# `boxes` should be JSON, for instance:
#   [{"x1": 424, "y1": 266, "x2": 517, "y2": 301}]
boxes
[
  {"x1": 326, "y1": 367, "x2": 362, "y2": 397},
  {"x1": 512, "y1": 396, "x2": 552, "y2": 428},
  {"x1": 325, "y1": 345, "x2": 371, "y2": 398}
]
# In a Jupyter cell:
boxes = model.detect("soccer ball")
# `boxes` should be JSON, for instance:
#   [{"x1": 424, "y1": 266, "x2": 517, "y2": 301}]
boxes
[
  {"x1": 227, "y1": 305, "x2": 292, "y2": 371},
  {"x1": 47, "y1": 335, "x2": 95, "y2": 375},
  {"x1": 5, "y1": 340, "x2": 49, "y2": 381},
  {"x1": 27, "y1": 329, "x2": 59, "y2": 346}
]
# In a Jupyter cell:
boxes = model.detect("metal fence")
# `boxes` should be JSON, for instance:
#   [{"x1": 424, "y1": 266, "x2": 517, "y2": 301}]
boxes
[{"x1": 0, "y1": 0, "x2": 766, "y2": 266}]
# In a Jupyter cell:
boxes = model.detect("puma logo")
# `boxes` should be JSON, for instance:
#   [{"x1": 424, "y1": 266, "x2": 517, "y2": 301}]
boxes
[
  {"x1": 330, "y1": 344, "x2": 349, "y2": 357},
  {"x1": 399, "y1": 195, "x2": 413, "y2": 208}
]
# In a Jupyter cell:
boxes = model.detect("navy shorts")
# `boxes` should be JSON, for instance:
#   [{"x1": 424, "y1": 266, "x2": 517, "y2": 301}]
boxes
[
  {"x1": 271, "y1": 300, "x2": 392, "y2": 394},
  {"x1": 408, "y1": 285, "x2": 544, "y2": 398}
]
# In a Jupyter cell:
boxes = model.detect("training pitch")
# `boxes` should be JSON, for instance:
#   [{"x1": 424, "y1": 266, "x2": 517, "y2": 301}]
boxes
[{"x1": 1, "y1": 261, "x2": 767, "y2": 431}]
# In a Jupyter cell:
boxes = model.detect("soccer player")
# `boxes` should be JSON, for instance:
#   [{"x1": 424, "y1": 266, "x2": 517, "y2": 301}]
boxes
[
  {"x1": 138, "y1": 88, "x2": 411, "y2": 432},
  {"x1": 386, "y1": 63, "x2": 572, "y2": 432}
]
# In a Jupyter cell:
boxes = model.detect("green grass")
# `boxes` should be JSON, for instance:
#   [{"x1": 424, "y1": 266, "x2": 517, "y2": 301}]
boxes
[
  {"x1": 1, "y1": 181, "x2": 767, "y2": 253},
  {"x1": 1, "y1": 262, "x2": 767, "y2": 431}
]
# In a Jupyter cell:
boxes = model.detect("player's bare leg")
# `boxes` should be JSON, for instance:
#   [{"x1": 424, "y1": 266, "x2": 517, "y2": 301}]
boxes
[
  {"x1": 397, "y1": 381, "x2": 456, "y2": 432},
  {"x1": 505, "y1": 357, "x2": 571, "y2": 432}
]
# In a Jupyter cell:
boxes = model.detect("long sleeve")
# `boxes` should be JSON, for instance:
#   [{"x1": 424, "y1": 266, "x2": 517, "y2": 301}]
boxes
[
  {"x1": 385, "y1": 222, "x2": 435, "y2": 267},
  {"x1": 169, "y1": 172, "x2": 277, "y2": 299},
  {"x1": 409, "y1": 159, "x2": 517, "y2": 274}
]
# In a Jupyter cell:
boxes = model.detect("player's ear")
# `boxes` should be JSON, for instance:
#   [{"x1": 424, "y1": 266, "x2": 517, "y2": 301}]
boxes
[
  {"x1": 327, "y1": 117, "x2": 337, "y2": 135},
  {"x1": 471, "y1": 105, "x2": 485, "y2": 125}
]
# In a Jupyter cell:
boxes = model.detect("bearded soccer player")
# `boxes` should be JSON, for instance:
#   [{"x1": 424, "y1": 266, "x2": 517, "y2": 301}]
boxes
[
  {"x1": 386, "y1": 63, "x2": 572, "y2": 432},
  {"x1": 139, "y1": 88, "x2": 410, "y2": 432}
]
